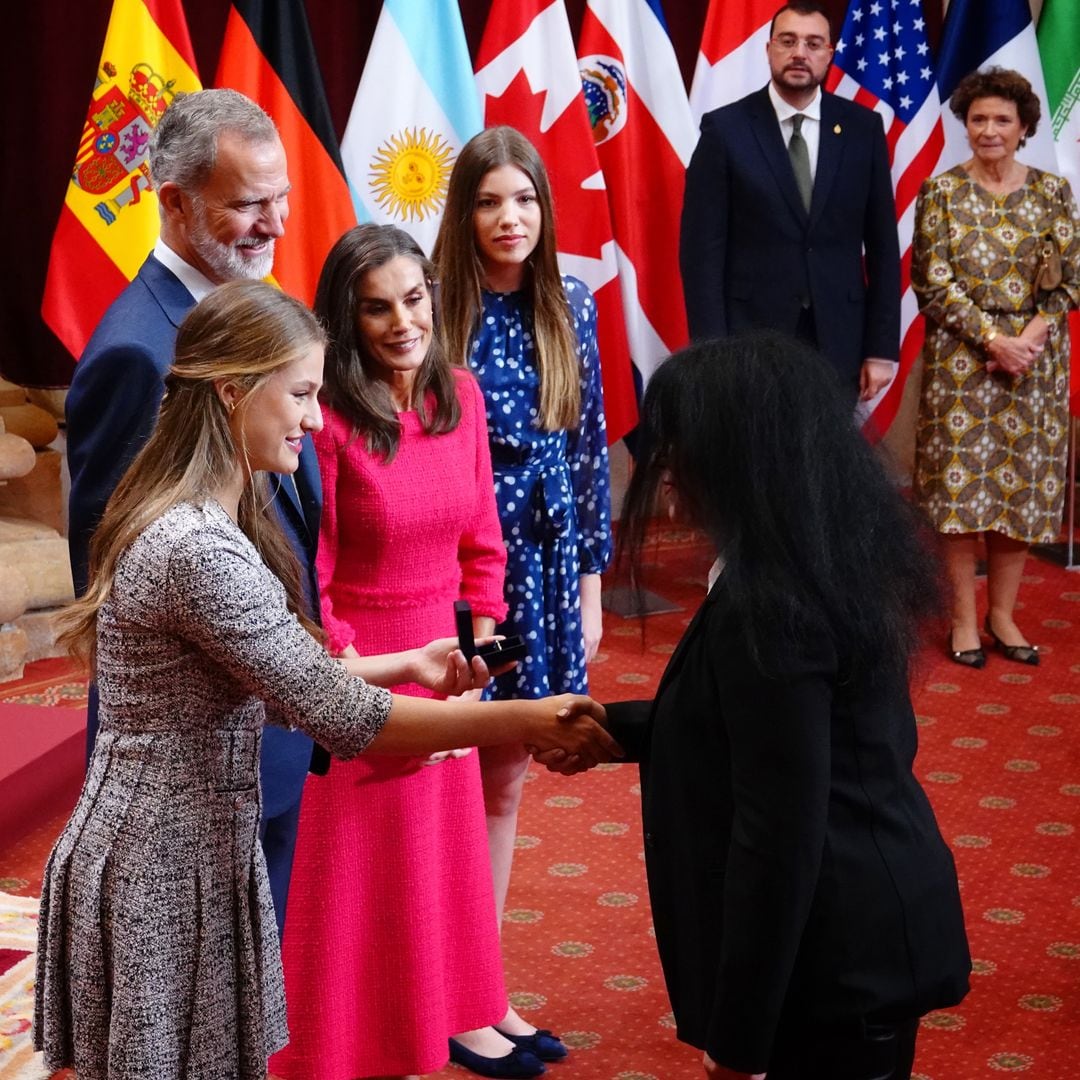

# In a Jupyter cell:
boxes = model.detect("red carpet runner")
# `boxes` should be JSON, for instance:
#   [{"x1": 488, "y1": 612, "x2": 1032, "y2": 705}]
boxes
[{"x1": 1, "y1": 528, "x2": 1077, "y2": 1078}]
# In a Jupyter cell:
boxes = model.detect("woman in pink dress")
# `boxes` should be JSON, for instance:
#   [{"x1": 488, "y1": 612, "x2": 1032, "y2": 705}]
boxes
[{"x1": 275, "y1": 225, "x2": 545, "y2": 1080}]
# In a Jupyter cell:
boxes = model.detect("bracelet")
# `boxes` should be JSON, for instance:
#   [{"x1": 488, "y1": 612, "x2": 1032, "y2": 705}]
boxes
[{"x1": 984, "y1": 328, "x2": 998, "y2": 347}]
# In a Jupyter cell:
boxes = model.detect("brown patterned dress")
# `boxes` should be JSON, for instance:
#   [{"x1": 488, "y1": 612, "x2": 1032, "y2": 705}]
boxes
[{"x1": 911, "y1": 165, "x2": 1080, "y2": 542}]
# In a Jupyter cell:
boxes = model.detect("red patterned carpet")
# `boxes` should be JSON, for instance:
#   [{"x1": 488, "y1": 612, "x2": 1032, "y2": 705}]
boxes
[{"x1": 1, "y1": 528, "x2": 1078, "y2": 1079}]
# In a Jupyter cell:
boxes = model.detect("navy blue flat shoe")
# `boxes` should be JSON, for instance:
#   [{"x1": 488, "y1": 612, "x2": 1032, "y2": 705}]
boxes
[
  {"x1": 448, "y1": 1037, "x2": 546, "y2": 1078},
  {"x1": 495, "y1": 1027, "x2": 568, "y2": 1062}
]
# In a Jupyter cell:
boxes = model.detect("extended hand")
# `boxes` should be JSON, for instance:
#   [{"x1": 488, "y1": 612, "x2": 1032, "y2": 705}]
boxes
[
  {"x1": 422, "y1": 746, "x2": 473, "y2": 765},
  {"x1": 527, "y1": 696, "x2": 620, "y2": 773},
  {"x1": 413, "y1": 637, "x2": 491, "y2": 696}
]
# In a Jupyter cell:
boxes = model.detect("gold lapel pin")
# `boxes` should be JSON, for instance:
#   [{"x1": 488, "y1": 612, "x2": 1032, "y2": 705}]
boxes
[{"x1": 834, "y1": 123, "x2": 842, "y2": 134}]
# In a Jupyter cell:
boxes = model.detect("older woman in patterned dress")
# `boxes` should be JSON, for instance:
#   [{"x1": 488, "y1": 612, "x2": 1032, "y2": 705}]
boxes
[
  {"x1": 912, "y1": 67, "x2": 1080, "y2": 669},
  {"x1": 33, "y1": 281, "x2": 618, "y2": 1080}
]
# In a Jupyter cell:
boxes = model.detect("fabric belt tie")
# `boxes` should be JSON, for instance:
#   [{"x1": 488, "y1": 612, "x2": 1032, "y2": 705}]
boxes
[{"x1": 490, "y1": 441, "x2": 573, "y2": 543}]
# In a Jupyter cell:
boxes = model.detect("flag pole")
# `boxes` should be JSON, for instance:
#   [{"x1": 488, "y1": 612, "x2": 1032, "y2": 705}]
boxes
[{"x1": 1067, "y1": 417, "x2": 1077, "y2": 571}]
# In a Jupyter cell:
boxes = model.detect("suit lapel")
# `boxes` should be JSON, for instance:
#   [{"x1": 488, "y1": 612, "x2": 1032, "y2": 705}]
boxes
[
  {"x1": 653, "y1": 580, "x2": 723, "y2": 703},
  {"x1": 140, "y1": 254, "x2": 197, "y2": 329},
  {"x1": 747, "y1": 86, "x2": 809, "y2": 226},
  {"x1": 293, "y1": 435, "x2": 323, "y2": 547},
  {"x1": 269, "y1": 437, "x2": 322, "y2": 552},
  {"x1": 809, "y1": 94, "x2": 845, "y2": 230}
]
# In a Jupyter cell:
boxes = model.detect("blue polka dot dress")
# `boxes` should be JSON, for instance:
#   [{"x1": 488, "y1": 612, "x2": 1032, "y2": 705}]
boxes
[{"x1": 469, "y1": 275, "x2": 613, "y2": 699}]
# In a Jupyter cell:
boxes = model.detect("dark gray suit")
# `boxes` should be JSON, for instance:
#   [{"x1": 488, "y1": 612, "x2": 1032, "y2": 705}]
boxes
[{"x1": 680, "y1": 86, "x2": 901, "y2": 392}]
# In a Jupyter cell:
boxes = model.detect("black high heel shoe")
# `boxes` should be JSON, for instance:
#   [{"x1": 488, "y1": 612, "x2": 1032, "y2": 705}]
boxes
[
  {"x1": 948, "y1": 632, "x2": 986, "y2": 669},
  {"x1": 984, "y1": 616, "x2": 1039, "y2": 666}
]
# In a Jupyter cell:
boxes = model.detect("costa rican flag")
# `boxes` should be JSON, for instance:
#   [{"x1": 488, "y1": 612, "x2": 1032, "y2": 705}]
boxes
[
  {"x1": 578, "y1": 0, "x2": 696, "y2": 389},
  {"x1": 827, "y1": 0, "x2": 946, "y2": 442}
]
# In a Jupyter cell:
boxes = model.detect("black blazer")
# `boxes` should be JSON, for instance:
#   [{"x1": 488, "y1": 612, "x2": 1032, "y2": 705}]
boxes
[
  {"x1": 607, "y1": 581, "x2": 970, "y2": 1073},
  {"x1": 66, "y1": 253, "x2": 323, "y2": 815},
  {"x1": 679, "y1": 86, "x2": 901, "y2": 389}
]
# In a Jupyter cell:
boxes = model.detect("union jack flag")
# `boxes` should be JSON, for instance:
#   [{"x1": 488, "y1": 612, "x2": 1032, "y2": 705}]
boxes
[{"x1": 827, "y1": 0, "x2": 944, "y2": 442}]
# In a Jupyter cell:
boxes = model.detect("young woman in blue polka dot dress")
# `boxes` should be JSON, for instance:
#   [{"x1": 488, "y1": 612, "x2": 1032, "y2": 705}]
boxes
[{"x1": 434, "y1": 126, "x2": 612, "y2": 1068}]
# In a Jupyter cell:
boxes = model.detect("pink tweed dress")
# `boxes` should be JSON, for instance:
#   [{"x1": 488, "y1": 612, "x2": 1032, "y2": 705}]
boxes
[{"x1": 274, "y1": 370, "x2": 509, "y2": 1078}]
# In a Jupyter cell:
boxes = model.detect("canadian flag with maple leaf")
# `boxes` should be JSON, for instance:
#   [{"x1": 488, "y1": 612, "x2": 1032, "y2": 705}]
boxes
[{"x1": 474, "y1": 0, "x2": 638, "y2": 444}]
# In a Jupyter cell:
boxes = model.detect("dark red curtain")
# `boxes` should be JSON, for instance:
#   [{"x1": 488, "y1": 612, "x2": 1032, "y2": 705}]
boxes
[{"x1": 5, "y1": 1, "x2": 942, "y2": 388}]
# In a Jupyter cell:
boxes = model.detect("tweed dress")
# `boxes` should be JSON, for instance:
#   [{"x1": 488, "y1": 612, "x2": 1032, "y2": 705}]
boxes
[{"x1": 33, "y1": 501, "x2": 392, "y2": 1080}]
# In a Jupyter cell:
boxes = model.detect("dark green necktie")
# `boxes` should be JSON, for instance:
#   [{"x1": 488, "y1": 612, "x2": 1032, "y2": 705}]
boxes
[{"x1": 789, "y1": 113, "x2": 812, "y2": 212}]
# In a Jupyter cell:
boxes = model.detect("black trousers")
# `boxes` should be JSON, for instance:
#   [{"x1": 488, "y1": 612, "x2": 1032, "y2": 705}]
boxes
[
  {"x1": 794, "y1": 305, "x2": 862, "y2": 403},
  {"x1": 765, "y1": 1015, "x2": 920, "y2": 1080}
]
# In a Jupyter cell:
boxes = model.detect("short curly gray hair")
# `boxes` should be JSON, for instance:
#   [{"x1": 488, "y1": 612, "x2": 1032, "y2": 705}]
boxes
[{"x1": 149, "y1": 89, "x2": 278, "y2": 194}]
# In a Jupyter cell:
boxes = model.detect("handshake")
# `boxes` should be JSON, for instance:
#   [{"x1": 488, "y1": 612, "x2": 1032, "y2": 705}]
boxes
[
  {"x1": 525, "y1": 695, "x2": 619, "y2": 774},
  {"x1": 413, "y1": 635, "x2": 621, "y2": 771}
]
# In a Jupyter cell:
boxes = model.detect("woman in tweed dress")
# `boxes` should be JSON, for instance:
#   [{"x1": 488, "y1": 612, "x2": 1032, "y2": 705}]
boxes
[{"x1": 33, "y1": 281, "x2": 617, "y2": 1080}]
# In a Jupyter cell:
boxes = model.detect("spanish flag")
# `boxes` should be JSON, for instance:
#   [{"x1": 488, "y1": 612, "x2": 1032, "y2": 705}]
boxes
[
  {"x1": 215, "y1": 0, "x2": 356, "y2": 306},
  {"x1": 40, "y1": 0, "x2": 201, "y2": 360}
]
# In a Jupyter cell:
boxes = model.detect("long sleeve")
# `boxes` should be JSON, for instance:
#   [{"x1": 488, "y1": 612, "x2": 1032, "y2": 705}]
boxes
[
  {"x1": 457, "y1": 372, "x2": 509, "y2": 621},
  {"x1": 705, "y1": 628, "x2": 838, "y2": 1073},
  {"x1": 1038, "y1": 176, "x2": 1080, "y2": 316},
  {"x1": 860, "y1": 112, "x2": 901, "y2": 361},
  {"x1": 602, "y1": 700, "x2": 651, "y2": 763},
  {"x1": 564, "y1": 280, "x2": 612, "y2": 577},
  {"x1": 312, "y1": 410, "x2": 357, "y2": 656},
  {"x1": 167, "y1": 519, "x2": 391, "y2": 759},
  {"x1": 911, "y1": 176, "x2": 998, "y2": 347},
  {"x1": 680, "y1": 112, "x2": 728, "y2": 342}
]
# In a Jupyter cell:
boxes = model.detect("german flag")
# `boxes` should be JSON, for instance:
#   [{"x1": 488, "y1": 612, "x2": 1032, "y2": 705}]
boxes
[
  {"x1": 215, "y1": 0, "x2": 355, "y2": 306},
  {"x1": 41, "y1": 0, "x2": 201, "y2": 359}
]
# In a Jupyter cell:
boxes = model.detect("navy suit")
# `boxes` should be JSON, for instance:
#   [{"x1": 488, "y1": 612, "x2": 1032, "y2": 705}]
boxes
[
  {"x1": 680, "y1": 86, "x2": 900, "y2": 392},
  {"x1": 66, "y1": 253, "x2": 322, "y2": 940}
]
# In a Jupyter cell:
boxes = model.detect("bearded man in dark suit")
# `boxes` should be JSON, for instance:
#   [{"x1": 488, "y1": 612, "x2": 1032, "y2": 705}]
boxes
[{"x1": 680, "y1": 1, "x2": 900, "y2": 402}]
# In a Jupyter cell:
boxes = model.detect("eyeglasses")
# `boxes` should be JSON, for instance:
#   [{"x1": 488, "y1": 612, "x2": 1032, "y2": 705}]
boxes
[{"x1": 770, "y1": 34, "x2": 831, "y2": 55}]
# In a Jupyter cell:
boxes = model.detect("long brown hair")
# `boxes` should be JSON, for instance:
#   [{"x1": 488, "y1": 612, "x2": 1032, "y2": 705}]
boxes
[
  {"x1": 58, "y1": 281, "x2": 326, "y2": 668},
  {"x1": 315, "y1": 223, "x2": 459, "y2": 462},
  {"x1": 432, "y1": 126, "x2": 581, "y2": 431}
]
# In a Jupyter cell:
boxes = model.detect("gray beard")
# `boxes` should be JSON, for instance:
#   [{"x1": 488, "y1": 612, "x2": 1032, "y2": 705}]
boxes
[{"x1": 189, "y1": 216, "x2": 275, "y2": 282}]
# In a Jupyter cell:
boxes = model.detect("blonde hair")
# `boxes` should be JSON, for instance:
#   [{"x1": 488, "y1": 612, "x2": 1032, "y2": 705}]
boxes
[
  {"x1": 58, "y1": 281, "x2": 327, "y2": 668},
  {"x1": 432, "y1": 126, "x2": 581, "y2": 431}
]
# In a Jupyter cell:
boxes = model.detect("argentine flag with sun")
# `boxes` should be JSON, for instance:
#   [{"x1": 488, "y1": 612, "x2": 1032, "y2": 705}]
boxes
[{"x1": 342, "y1": 0, "x2": 482, "y2": 255}]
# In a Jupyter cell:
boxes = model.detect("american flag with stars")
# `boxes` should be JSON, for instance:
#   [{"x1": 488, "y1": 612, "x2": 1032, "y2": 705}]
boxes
[{"x1": 826, "y1": 0, "x2": 945, "y2": 442}]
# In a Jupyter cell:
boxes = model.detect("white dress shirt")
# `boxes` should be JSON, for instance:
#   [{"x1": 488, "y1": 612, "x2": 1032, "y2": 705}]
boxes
[
  {"x1": 153, "y1": 238, "x2": 216, "y2": 302},
  {"x1": 768, "y1": 83, "x2": 822, "y2": 181}
]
